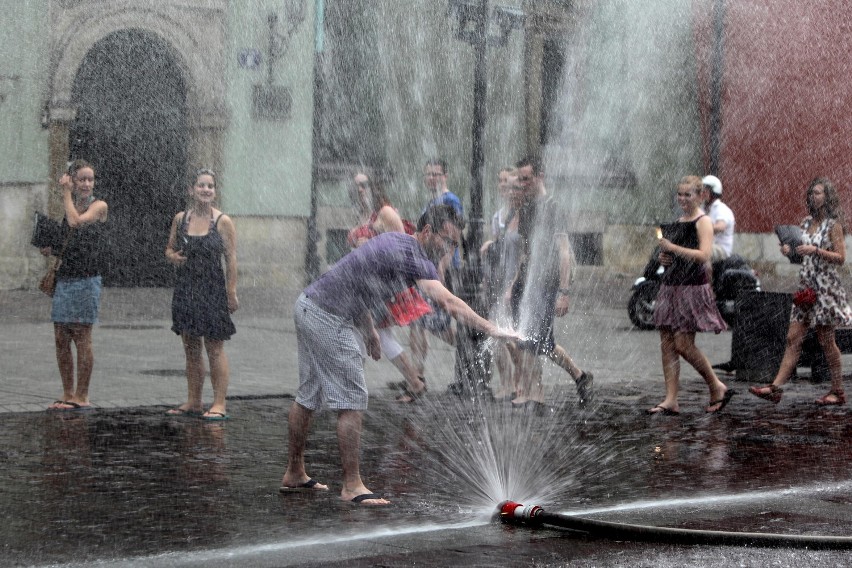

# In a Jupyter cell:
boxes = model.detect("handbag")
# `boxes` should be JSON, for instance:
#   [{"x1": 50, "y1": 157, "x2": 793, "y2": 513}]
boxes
[
  {"x1": 793, "y1": 287, "x2": 817, "y2": 309},
  {"x1": 39, "y1": 228, "x2": 74, "y2": 297},
  {"x1": 39, "y1": 260, "x2": 59, "y2": 296}
]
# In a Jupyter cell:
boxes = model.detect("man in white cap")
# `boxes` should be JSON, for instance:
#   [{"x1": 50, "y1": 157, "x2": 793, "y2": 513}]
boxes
[{"x1": 701, "y1": 175, "x2": 735, "y2": 261}]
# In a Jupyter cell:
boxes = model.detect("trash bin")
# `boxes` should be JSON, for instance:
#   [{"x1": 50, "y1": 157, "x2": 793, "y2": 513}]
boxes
[{"x1": 730, "y1": 290, "x2": 791, "y2": 382}]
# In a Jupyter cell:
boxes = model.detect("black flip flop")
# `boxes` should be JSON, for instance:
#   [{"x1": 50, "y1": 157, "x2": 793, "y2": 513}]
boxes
[
  {"x1": 350, "y1": 493, "x2": 385, "y2": 504},
  {"x1": 646, "y1": 405, "x2": 680, "y2": 416},
  {"x1": 706, "y1": 389, "x2": 737, "y2": 413},
  {"x1": 279, "y1": 479, "x2": 328, "y2": 493}
]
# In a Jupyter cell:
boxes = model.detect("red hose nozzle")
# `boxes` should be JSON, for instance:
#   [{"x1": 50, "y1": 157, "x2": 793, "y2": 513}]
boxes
[{"x1": 496, "y1": 500, "x2": 544, "y2": 524}]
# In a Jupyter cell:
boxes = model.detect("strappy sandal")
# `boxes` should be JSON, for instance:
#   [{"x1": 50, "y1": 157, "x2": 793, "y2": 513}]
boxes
[
  {"x1": 387, "y1": 376, "x2": 426, "y2": 391},
  {"x1": 395, "y1": 386, "x2": 427, "y2": 404},
  {"x1": 815, "y1": 390, "x2": 846, "y2": 406},
  {"x1": 748, "y1": 384, "x2": 783, "y2": 404}
]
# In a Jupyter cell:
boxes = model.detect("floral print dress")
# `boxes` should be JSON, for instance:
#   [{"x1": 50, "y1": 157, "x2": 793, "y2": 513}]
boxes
[{"x1": 791, "y1": 216, "x2": 852, "y2": 327}]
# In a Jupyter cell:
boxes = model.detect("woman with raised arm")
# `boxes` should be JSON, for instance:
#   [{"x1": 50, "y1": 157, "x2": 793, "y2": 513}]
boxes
[{"x1": 44, "y1": 160, "x2": 109, "y2": 411}]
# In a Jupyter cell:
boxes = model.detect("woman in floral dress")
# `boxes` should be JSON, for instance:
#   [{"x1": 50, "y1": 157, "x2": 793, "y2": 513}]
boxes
[{"x1": 750, "y1": 177, "x2": 852, "y2": 406}]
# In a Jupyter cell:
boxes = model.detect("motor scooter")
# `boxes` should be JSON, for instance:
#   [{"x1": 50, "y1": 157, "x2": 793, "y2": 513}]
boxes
[{"x1": 628, "y1": 247, "x2": 760, "y2": 330}]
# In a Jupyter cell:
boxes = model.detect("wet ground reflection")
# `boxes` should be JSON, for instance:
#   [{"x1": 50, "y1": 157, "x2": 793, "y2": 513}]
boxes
[{"x1": 3, "y1": 386, "x2": 852, "y2": 565}]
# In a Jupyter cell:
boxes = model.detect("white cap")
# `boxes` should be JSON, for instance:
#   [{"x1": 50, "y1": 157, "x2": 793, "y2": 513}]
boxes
[{"x1": 702, "y1": 175, "x2": 722, "y2": 195}]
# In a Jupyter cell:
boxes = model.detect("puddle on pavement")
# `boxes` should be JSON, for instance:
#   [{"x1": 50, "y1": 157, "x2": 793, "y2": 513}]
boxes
[{"x1": 2, "y1": 389, "x2": 852, "y2": 565}]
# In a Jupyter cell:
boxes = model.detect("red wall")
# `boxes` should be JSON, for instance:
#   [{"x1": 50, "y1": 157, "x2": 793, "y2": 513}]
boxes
[{"x1": 697, "y1": 0, "x2": 852, "y2": 232}]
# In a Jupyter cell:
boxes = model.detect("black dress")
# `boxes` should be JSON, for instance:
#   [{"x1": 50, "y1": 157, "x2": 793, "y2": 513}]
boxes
[{"x1": 171, "y1": 211, "x2": 236, "y2": 340}]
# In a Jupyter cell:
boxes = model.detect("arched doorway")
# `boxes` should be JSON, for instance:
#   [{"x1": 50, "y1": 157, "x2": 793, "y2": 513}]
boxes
[{"x1": 69, "y1": 29, "x2": 188, "y2": 286}]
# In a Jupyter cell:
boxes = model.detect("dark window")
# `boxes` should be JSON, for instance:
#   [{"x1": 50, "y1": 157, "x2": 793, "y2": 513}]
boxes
[
  {"x1": 315, "y1": 0, "x2": 386, "y2": 169},
  {"x1": 540, "y1": 37, "x2": 565, "y2": 145}
]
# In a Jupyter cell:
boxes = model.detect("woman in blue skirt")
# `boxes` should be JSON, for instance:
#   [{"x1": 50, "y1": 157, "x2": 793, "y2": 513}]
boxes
[{"x1": 43, "y1": 160, "x2": 108, "y2": 411}]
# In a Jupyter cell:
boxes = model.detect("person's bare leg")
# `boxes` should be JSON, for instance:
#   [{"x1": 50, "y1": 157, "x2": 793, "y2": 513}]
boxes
[
  {"x1": 816, "y1": 325, "x2": 845, "y2": 403},
  {"x1": 512, "y1": 350, "x2": 543, "y2": 404},
  {"x1": 51, "y1": 324, "x2": 75, "y2": 407},
  {"x1": 548, "y1": 344, "x2": 582, "y2": 379},
  {"x1": 392, "y1": 352, "x2": 426, "y2": 403},
  {"x1": 338, "y1": 409, "x2": 389, "y2": 505},
  {"x1": 281, "y1": 402, "x2": 328, "y2": 490},
  {"x1": 507, "y1": 342, "x2": 522, "y2": 398},
  {"x1": 750, "y1": 321, "x2": 807, "y2": 400},
  {"x1": 410, "y1": 325, "x2": 428, "y2": 376},
  {"x1": 391, "y1": 352, "x2": 425, "y2": 392},
  {"x1": 674, "y1": 332, "x2": 729, "y2": 409},
  {"x1": 204, "y1": 339, "x2": 229, "y2": 417},
  {"x1": 649, "y1": 329, "x2": 681, "y2": 413},
  {"x1": 68, "y1": 324, "x2": 94, "y2": 406},
  {"x1": 175, "y1": 334, "x2": 205, "y2": 414},
  {"x1": 493, "y1": 341, "x2": 514, "y2": 398}
]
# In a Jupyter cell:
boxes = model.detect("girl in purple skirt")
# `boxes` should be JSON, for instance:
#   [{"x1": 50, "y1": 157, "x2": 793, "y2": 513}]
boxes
[{"x1": 647, "y1": 175, "x2": 734, "y2": 416}]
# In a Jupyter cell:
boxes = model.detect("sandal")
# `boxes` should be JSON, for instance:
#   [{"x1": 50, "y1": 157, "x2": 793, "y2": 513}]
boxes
[
  {"x1": 387, "y1": 376, "x2": 426, "y2": 391},
  {"x1": 395, "y1": 386, "x2": 427, "y2": 404},
  {"x1": 748, "y1": 384, "x2": 783, "y2": 404},
  {"x1": 646, "y1": 404, "x2": 680, "y2": 416},
  {"x1": 815, "y1": 390, "x2": 846, "y2": 406}
]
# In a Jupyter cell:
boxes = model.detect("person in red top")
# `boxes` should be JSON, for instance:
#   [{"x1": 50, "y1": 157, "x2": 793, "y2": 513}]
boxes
[{"x1": 348, "y1": 172, "x2": 425, "y2": 403}]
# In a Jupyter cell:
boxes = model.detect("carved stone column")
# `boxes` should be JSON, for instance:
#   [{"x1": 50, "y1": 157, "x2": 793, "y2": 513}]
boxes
[
  {"x1": 46, "y1": 103, "x2": 77, "y2": 218},
  {"x1": 187, "y1": 106, "x2": 229, "y2": 196}
]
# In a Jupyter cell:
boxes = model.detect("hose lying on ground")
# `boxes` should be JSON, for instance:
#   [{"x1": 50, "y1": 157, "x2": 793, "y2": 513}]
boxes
[{"x1": 496, "y1": 501, "x2": 852, "y2": 550}]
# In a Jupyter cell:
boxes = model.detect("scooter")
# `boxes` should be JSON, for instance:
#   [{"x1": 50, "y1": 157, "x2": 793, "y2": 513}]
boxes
[{"x1": 628, "y1": 247, "x2": 761, "y2": 330}]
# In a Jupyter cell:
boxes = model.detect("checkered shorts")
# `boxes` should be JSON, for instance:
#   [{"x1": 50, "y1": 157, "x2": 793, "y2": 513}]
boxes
[{"x1": 294, "y1": 294, "x2": 368, "y2": 411}]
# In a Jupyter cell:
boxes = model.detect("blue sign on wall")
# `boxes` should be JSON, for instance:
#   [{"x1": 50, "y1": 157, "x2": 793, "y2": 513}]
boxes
[{"x1": 238, "y1": 49, "x2": 262, "y2": 69}]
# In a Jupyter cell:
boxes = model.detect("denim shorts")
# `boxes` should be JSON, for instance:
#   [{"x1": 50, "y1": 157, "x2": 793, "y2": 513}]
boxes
[{"x1": 51, "y1": 276, "x2": 102, "y2": 325}]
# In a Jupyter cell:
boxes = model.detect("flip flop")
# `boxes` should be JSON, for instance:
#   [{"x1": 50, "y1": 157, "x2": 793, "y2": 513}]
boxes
[
  {"x1": 646, "y1": 405, "x2": 680, "y2": 416},
  {"x1": 349, "y1": 493, "x2": 388, "y2": 505},
  {"x1": 706, "y1": 389, "x2": 737, "y2": 413},
  {"x1": 200, "y1": 411, "x2": 230, "y2": 421},
  {"x1": 49, "y1": 401, "x2": 94, "y2": 412},
  {"x1": 279, "y1": 479, "x2": 328, "y2": 493},
  {"x1": 166, "y1": 407, "x2": 203, "y2": 417},
  {"x1": 47, "y1": 400, "x2": 70, "y2": 410}
]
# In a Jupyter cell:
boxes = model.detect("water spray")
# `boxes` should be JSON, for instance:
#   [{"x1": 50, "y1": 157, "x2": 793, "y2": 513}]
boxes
[{"x1": 496, "y1": 501, "x2": 852, "y2": 549}]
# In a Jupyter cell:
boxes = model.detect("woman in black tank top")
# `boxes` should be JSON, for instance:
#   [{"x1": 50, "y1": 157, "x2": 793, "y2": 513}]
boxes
[
  {"x1": 165, "y1": 168, "x2": 239, "y2": 420},
  {"x1": 647, "y1": 175, "x2": 734, "y2": 416}
]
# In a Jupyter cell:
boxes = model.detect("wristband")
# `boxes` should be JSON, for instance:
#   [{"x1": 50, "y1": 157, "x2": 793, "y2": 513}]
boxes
[{"x1": 557, "y1": 288, "x2": 570, "y2": 295}]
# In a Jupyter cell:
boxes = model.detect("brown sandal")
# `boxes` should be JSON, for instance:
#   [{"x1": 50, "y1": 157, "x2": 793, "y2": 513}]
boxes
[
  {"x1": 815, "y1": 390, "x2": 846, "y2": 406},
  {"x1": 748, "y1": 384, "x2": 783, "y2": 404},
  {"x1": 395, "y1": 386, "x2": 427, "y2": 404}
]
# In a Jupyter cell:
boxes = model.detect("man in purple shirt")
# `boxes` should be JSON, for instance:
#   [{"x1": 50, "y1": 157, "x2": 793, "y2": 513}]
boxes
[{"x1": 280, "y1": 205, "x2": 517, "y2": 506}]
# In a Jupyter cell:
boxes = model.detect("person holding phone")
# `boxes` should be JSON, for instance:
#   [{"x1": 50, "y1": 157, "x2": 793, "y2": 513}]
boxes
[
  {"x1": 43, "y1": 160, "x2": 109, "y2": 411},
  {"x1": 750, "y1": 177, "x2": 852, "y2": 406},
  {"x1": 165, "y1": 168, "x2": 238, "y2": 420}
]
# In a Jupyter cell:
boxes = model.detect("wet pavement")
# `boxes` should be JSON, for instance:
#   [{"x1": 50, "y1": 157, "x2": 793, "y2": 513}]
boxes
[{"x1": 3, "y1": 270, "x2": 852, "y2": 566}]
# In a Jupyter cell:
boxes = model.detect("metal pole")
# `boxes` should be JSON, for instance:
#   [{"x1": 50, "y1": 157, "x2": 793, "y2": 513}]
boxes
[
  {"x1": 304, "y1": 0, "x2": 325, "y2": 284},
  {"x1": 467, "y1": 0, "x2": 488, "y2": 270},
  {"x1": 710, "y1": 0, "x2": 724, "y2": 174},
  {"x1": 448, "y1": 0, "x2": 492, "y2": 399}
]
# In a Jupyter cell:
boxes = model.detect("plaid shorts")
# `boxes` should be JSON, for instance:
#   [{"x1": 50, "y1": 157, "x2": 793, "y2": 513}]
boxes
[{"x1": 294, "y1": 294, "x2": 368, "y2": 411}]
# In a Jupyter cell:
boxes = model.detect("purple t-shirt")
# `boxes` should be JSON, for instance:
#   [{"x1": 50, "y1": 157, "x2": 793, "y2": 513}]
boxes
[{"x1": 304, "y1": 232, "x2": 439, "y2": 320}]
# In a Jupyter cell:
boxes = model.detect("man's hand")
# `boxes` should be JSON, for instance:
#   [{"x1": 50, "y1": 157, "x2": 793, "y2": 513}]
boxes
[
  {"x1": 365, "y1": 329, "x2": 381, "y2": 361},
  {"x1": 555, "y1": 293, "x2": 570, "y2": 317},
  {"x1": 490, "y1": 326, "x2": 523, "y2": 342}
]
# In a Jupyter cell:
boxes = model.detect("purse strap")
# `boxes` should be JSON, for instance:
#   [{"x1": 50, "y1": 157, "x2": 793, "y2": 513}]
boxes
[{"x1": 55, "y1": 227, "x2": 75, "y2": 260}]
